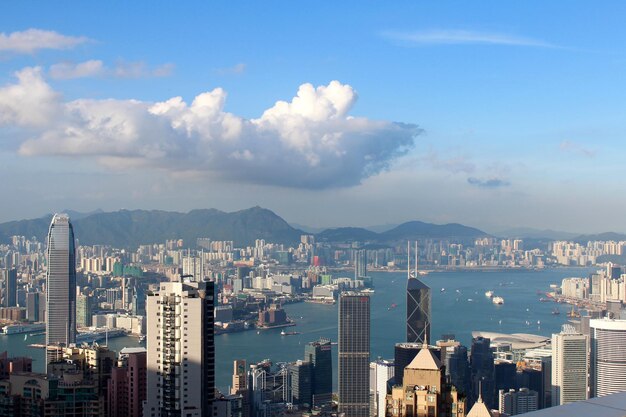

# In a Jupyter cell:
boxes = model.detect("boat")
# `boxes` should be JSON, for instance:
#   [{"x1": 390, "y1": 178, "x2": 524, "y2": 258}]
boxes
[
  {"x1": 361, "y1": 289, "x2": 375, "y2": 294},
  {"x1": 552, "y1": 308, "x2": 560, "y2": 315},
  {"x1": 388, "y1": 303, "x2": 398, "y2": 311},
  {"x1": 2, "y1": 323, "x2": 46, "y2": 335},
  {"x1": 537, "y1": 320, "x2": 541, "y2": 325},
  {"x1": 281, "y1": 330, "x2": 300, "y2": 336},
  {"x1": 441, "y1": 288, "x2": 445, "y2": 292},
  {"x1": 567, "y1": 306, "x2": 580, "y2": 318},
  {"x1": 467, "y1": 298, "x2": 474, "y2": 302},
  {"x1": 492, "y1": 296, "x2": 504, "y2": 305}
]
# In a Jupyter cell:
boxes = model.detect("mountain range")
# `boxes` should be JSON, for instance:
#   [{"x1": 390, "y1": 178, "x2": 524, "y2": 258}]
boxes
[
  {"x1": 0, "y1": 207, "x2": 490, "y2": 248},
  {"x1": 0, "y1": 207, "x2": 620, "y2": 248}
]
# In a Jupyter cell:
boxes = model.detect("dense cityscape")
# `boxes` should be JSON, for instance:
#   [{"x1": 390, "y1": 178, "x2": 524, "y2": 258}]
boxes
[
  {"x1": 0, "y1": 212, "x2": 623, "y2": 416},
  {"x1": 2, "y1": 2, "x2": 626, "y2": 417}
]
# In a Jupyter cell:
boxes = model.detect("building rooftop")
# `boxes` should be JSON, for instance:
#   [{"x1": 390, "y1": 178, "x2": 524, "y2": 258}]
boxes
[
  {"x1": 407, "y1": 277, "x2": 430, "y2": 290},
  {"x1": 521, "y1": 392, "x2": 626, "y2": 417},
  {"x1": 471, "y1": 331, "x2": 551, "y2": 350},
  {"x1": 406, "y1": 346, "x2": 441, "y2": 371},
  {"x1": 466, "y1": 397, "x2": 493, "y2": 417}
]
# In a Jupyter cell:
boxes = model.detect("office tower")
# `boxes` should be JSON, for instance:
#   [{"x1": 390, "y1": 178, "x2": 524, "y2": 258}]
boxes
[
  {"x1": 304, "y1": 339, "x2": 332, "y2": 407},
  {"x1": 289, "y1": 360, "x2": 313, "y2": 408},
  {"x1": 108, "y1": 347, "x2": 147, "y2": 417},
  {"x1": 447, "y1": 345, "x2": 471, "y2": 398},
  {"x1": 407, "y1": 241, "x2": 430, "y2": 344},
  {"x1": 590, "y1": 318, "x2": 626, "y2": 397},
  {"x1": 387, "y1": 345, "x2": 466, "y2": 417},
  {"x1": 394, "y1": 343, "x2": 421, "y2": 386},
  {"x1": 76, "y1": 291, "x2": 93, "y2": 327},
  {"x1": 520, "y1": 348, "x2": 552, "y2": 410},
  {"x1": 354, "y1": 249, "x2": 367, "y2": 280},
  {"x1": 551, "y1": 325, "x2": 588, "y2": 406},
  {"x1": 370, "y1": 359, "x2": 394, "y2": 417},
  {"x1": 46, "y1": 214, "x2": 77, "y2": 349},
  {"x1": 26, "y1": 291, "x2": 44, "y2": 322},
  {"x1": 1, "y1": 268, "x2": 17, "y2": 307},
  {"x1": 144, "y1": 280, "x2": 215, "y2": 417},
  {"x1": 470, "y1": 337, "x2": 495, "y2": 409},
  {"x1": 494, "y1": 360, "x2": 516, "y2": 393},
  {"x1": 231, "y1": 360, "x2": 247, "y2": 394},
  {"x1": 231, "y1": 360, "x2": 250, "y2": 417},
  {"x1": 499, "y1": 388, "x2": 538, "y2": 416},
  {"x1": 338, "y1": 293, "x2": 370, "y2": 417}
]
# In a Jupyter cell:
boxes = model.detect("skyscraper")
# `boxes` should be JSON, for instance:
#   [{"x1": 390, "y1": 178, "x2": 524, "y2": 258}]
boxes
[
  {"x1": 46, "y1": 214, "x2": 77, "y2": 349},
  {"x1": 387, "y1": 345, "x2": 466, "y2": 417},
  {"x1": 144, "y1": 280, "x2": 215, "y2": 417},
  {"x1": 339, "y1": 293, "x2": 370, "y2": 417},
  {"x1": 551, "y1": 325, "x2": 588, "y2": 406},
  {"x1": 406, "y1": 241, "x2": 430, "y2": 344},
  {"x1": 355, "y1": 249, "x2": 367, "y2": 280},
  {"x1": 590, "y1": 318, "x2": 626, "y2": 397},
  {"x1": 1, "y1": 268, "x2": 17, "y2": 307},
  {"x1": 470, "y1": 337, "x2": 496, "y2": 409},
  {"x1": 370, "y1": 359, "x2": 394, "y2": 417},
  {"x1": 304, "y1": 339, "x2": 332, "y2": 407}
]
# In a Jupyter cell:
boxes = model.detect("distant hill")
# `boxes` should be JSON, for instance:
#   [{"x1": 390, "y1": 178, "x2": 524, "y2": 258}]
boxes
[
  {"x1": 381, "y1": 221, "x2": 488, "y2": 242},
  {"x1": 315, "y1": 221, "x2": 489, "y2": 243},
  {"x1": 316, "y1": 227, "x2": 380, "y2": 243},
  {"x1": 574, "y1": 232, "x2": 626, "y2": 243},
  {"x1": 0, "y1": 207, "x2": 304, "y2": 248},
  {"x1": 494, "y1": 227, "x2": 579, "y2": 240}
]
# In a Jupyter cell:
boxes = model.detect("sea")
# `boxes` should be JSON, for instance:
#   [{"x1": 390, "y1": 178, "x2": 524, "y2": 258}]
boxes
[{"x1": 0, "y1": 267, "x2": 595, "y2": 392}]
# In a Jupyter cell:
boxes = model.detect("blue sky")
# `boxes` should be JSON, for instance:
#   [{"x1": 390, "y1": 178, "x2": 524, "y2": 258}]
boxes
[{"x1": 0, "y1": 1, "x2": 624, "y2": 233}]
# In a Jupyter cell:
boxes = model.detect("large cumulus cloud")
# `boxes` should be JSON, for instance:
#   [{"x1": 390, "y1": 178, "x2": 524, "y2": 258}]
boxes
[{"x1": 3, "y1": 67, "x2": 420, "y2": 188}]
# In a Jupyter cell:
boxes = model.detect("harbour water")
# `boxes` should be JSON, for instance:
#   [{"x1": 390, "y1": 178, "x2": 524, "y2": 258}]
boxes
[{"x1": 0, "y1": 267, "x2": 594, "y2": 392}]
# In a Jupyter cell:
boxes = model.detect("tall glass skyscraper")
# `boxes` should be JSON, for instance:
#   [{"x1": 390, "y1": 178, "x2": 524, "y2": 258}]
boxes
[
  {"x1": 46, "y1": 214, "x2": 77, "y2": 348},
  {"x1": 305, "y1": 338, "x2": 332, "y2": 407},
  {"x1": 338, "y1": 293, "x2": 370, "y2": 417},
  {"x1": 406, "y1": 277, "x2": 430, "y2": 344}
]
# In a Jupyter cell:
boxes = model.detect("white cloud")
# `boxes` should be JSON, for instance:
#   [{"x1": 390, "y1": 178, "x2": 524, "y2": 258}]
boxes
[
  {"x1": 0, "y1": 67, "x2": 60, "y2": 126},
  {"x1": 49, "y1": 60, "x2": 174, "y2": 80},
  {"x1": 381, "y1": 29, "x2": 555, "y2": 48},
  {"x1": 215, "y1": 63, "x2": 246, "y2": 75},
  {"x1": 559, "y1": 140, "x2": 596, "y2": 158},
  {"x1": 0, "y1": 29, "x2": 89, "y2": 53},
  {"x1": 0, "y1": 69, "x2": 419, "y2": 188},
  {"x1": 49, "y1": 60, "x2": 105, "y2": 79}
]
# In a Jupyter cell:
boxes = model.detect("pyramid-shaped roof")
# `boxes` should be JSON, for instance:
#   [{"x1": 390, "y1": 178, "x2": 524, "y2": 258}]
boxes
[
  {"x1": 406, "y1": 346, "x2": 441, "y2": 371},
  {"x1": 467, "y1": 398, "x2": 493, "y2": 417}
]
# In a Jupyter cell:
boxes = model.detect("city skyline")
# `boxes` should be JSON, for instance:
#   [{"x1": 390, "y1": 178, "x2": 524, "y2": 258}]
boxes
[{"x1": 1, "y1": 2, "x2": 626, "y2": 233}]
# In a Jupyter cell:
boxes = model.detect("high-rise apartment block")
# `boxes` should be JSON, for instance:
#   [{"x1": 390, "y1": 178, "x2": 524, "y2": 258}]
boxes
[
  {"x1": 46, "y1": 214, "x2": 77, "y2": 364},
  {"x1": 339, "y1": 293, "x2": 370, "y2": 417},
  {"x1": 355, "y1": 249, "x2": 367, "y2": 280},
  {"x1": 551, "y1": 325, "x2": 588, "y2": 406},
  {"x1": 144, "y1": 280, "x2": 215, "y2": 417},
  {"x1": 108, "y1": 347, "x2": 147, "y2": 417}
]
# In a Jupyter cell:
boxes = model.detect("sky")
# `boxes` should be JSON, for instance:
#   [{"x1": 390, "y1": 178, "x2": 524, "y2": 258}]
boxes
[{"x1": 0, "y1": 1, "x2": 625, "y2": 233}]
